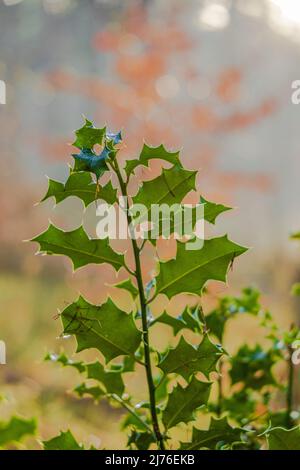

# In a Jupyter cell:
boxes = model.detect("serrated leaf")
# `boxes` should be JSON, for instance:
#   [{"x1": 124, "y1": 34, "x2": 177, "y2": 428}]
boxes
[
  {"x1": 125, "y1": 143, "x2": 181, "y2": 178},
  {"x1": 114, "y1": 278, "x2": 139, "y2": 300},
  {"x1": 266, "y1": 426, "x2": 300, "y2": 450},
  {"x1": 86, "y1": 361, "x2": 124, "y2": 396},
  {"x1": 61, "y1": 296, "x2": 141, "y2": 363},
  {"x1": 43, "y1": 430, "x2": 84, "y2": 450},
  {"x1": 200, "y1": 196, "x2": 231, "y2": 224},
  {"x1": 42, "y1": 172, "x2": 116, "y2": 207},
  {"x1": 72, "y1": 147, "x2": 110, "y2": 179},
  {"x1": 155, "y1": 236, "x2": 247, "y2": 299},
  {"x1": 151, "y1": 307, "x2": 201, "y2": 335},
  {"x1": 162, "y1": 377, "x2": 211, "y2": 430},
  {"x1": 45, "y1": 353, "x2": 125, "y2": 396},
  {"x1": 74, "y1": 383, "x2": 104, "y2": 401},
  {"x1": 158, "y1": 335, "x2": 223, "y2": 381},
  {"x1": 31, "y1": 224, "x2": 124, "y2": 271},
  {"x1": 45, "y1": 352, "x2": 86, "y2": 373},
  {"x1": 73, "y1": 118, "x2": 106, "y2": 150},
  {"x1": 180, "y1": 417, "x2": 242, "y2": 450},
  {"x1": 0, "y1": 416, "x2": 36, "y2": 447},
  {"x1": 132, "y1": 165, "x2": 196, "y2": 216},
  {"x1": 230, "y1": 344, "x2": 277, "y2": 390},
  {"x1": 127, "y1": 430, "x2": 155, "y2": 450},
  {"x1": 206, "y1": 287, "x2": 262, "y2": 341}
]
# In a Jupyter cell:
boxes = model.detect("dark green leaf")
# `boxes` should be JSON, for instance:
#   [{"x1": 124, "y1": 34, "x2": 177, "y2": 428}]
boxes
[
  {"x1": 0, "y1": 416, "x2": 36, "y2": 447},
  {"x1": 127, "y1": 430, "x2": 155, "y2": 450},
  {"x1": 31, "y1": 224, "x2": 124, "y2": 271},
  {"x1": 72, "y1": 118, "x2": 105, "y2": 150},
  {"x1": 155, "y1": 236, "x2": 247, "y2": 299},
  {"x1": 43, "y1": 430, "x2": 84, "y2": 450},
  {"x1": 42, "y1": 172, "x2": 116, "y2": 207},
  {"x1": 158, "y1": 335, "x2": 223, "y2": 381},
  {"x1": 180, "y1": 417, "x2": 242, "y2": 450},
  {"x1": 74, "y1": 383, "x2": 104, "y2": 401},
  {"x1": 266, "y1": 426, "x2": 300, "y2": 450},
  {"x1": 162, "y1": 377, "x2": 211, "y2": 429},
  {"x1": 230, "y1": 344, "x2": 277, "y2": 390},
  {"x1": 61, "y1": 296, "x2": 141, "y2": 363},
  {"x1": 200, "y1": 196, "x2": 231, "y2": 224},
  {"x1": 86, "y1": 361, "x2": 124, "y2": 396},
  {"x1": 125, "y1": 143, "x2": 181, "y2": 178}
]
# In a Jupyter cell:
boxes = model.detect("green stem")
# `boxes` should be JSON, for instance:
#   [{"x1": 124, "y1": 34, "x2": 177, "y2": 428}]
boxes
[
  {"x1": 286, "y1": 343, "x2": 294, "y2": 429},
  {"x1": 112, "y1": 160, "x2": 165, "y2": 450}
]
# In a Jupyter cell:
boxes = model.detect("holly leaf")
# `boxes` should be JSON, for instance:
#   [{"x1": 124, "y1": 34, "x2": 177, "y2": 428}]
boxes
[
  {"x1": 266, "y1": 426, "x2": 300, "y2": 450},
  {"x1": 72, "y1": 118, "x2": 106, "y2": 150},
  {"x1": 74, "y1": 383, "x2": 104, "y2": 401},
  {"x1": 151, "y1": 307, "x2": 201, "y2": 335},
  {"x1": 127, "y1": 430, "x2": 155, "y2": 450},
  {"x1": 114, "y1": 278, "x2": 139, "y2": 300},
  {"x1": 45, "y1": 353, "x2": 125, "y2": 396},
  {"x1": 180, "y1": 417, "x2": 243, "y2": 450},
  {"x1": 61, "y1": 296, "x2": 141, "y2": 363},
  {"x1": 45, "y1": 352, "x2": 86, "y2": 373},
  {"x1": 162, "y1": 377, "x2": 211, "y2": 430},
  {"x1": 155, "y1": 236, "x2": 247, "y2": 299},
  {"x1": 31, "y1": 224, "x2": 124, "y2": 272},
  {"x1": 43, "y1": 430, "x2": 84, "y2": 450},
  {"x1": 41, "y1": 172, "x2": 116, "y2": 207},
  {"x1": 230, "y1": 344, "x2": 277, "y2": 390},
  {"x1": 132, "y1": 166, "x2": 196, "y2": 215},
  {"x1": 158, "y1": 335, "x2": 223, "y2": 381},
  {"x1": 86, "y1": 361, "x2": 124, "y2": 396},
  {"x1": 0, "y1": 416, "x2": 36, "y2": 447},
  {"x1": 200, "y1": 196, "x2": 231, "y2": 224},
  {"x1": 72, "y1": 147, "x2": 111, "y2": 179},
  {"x1": 125, "y1": 143, "x2": 181, "y2": 178}
]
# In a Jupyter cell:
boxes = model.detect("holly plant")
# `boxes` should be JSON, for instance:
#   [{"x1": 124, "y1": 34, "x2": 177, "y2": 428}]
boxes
[{"x1": 31, "y1": 119, "x2": 299, "y2": 450}]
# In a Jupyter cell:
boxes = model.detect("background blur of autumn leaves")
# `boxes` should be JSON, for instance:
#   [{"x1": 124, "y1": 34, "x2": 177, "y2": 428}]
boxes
[{"x1": 0, "y1": 0, "x2": 300, "y2": 449}]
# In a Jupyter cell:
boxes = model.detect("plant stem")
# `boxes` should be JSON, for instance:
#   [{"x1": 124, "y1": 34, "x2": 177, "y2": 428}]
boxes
[
  {"x1": 286, "y1": 343, "x2": 294, "y2": 429},
  {"x1": 216, "y1": 358, "x2": 223, "y2": 417},
  {"x1": 112, "y1": 159, "x2": 165, "y2": 450}
]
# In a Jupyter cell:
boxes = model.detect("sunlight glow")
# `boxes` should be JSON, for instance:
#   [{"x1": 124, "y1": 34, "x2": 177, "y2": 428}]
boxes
[{"x1": 268, "y1": 0, "x2": 300, "y2": 40}]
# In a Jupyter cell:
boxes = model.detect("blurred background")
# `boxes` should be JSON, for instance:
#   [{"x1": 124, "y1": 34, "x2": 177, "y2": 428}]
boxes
[{"x1": 0, "y1": 0, "x2": 300, "y2": 449}]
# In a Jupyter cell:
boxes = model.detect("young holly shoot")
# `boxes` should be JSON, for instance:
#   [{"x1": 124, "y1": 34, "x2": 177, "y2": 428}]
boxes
[{"x1": 28, "y1": 118, "x2": 300, "y2": 451}]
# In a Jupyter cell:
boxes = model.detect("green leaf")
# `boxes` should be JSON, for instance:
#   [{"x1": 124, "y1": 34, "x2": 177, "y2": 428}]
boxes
[
  {"x1": 180, "y1": 417, "x2": 242, "y2": 450},
  {"x1": 151, "y1": 307, "x2": 201, "y2": 335},
  {"x1": 61, "y1": 296, "x2": 141, "y2": 363},
  {"x1": 162, "y1": 377, "x2": 211, "y2": 430},
  {"x1": 127, "y1": 430, "x2": 155, "y2": 450},
  {"x1": 72, "y1": 147, "x2": 112, "y2": 179},
  {"x1": 230, "y1": 344, "x2": 277, "y2": 390},
  {"x1": 155, "y1": 236, "x2": 247, "y2": 299},
  {"x1": 45, "y1": 353, "x2": 125, "y2": 396},
  {"x1": 125, "y1": 143, "x2": 181, "y2": 178},
  {"x1": 74, "y1": 383, "x2": 104, "y2": 401},
  {"x1": 266, "y1": 426, "x2": 300, "y2": 450},
  {"x1": 0, "y1": 416, "x2": 36, "y2": 447},
  {"x1": 45, "y1": 352, "x2": 86, "y2": 373},
  {"x1": 31, "y1": 224, "x2": 124, "y2": 271},
  {"x1": 42, "y1": 172, "x2": 116, "y2": 207},
  {"x1": 43, "y1": 430, "x2": 84, "y2": 450},
  {"x1": 291, "y1": 232, "x2": 300, "y2": 240},
  {"x1": 291, "y1": 283, "x2": 300, "y2": 296},
  {"x1": 132, "y1": 166, "x2": 196, "y2": 217},
  {"x1": 205, "y1": 287, "x2": 262, "y2": 341},
  {"x1": 73, "y1": 118, "x2": 106, "y2": 150},
  {"x1": 86, "y1": 361, "x2": 124, "y2": 396},
  {"x1": 158, "y1": 335, "x2": 223, "y2": 381},
  {"x1": 200, "y1": 196, "x2": 231, "y2": 224},
  {"x1": 114, "y1": 278, "x2": 139, "y2": 300}
]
